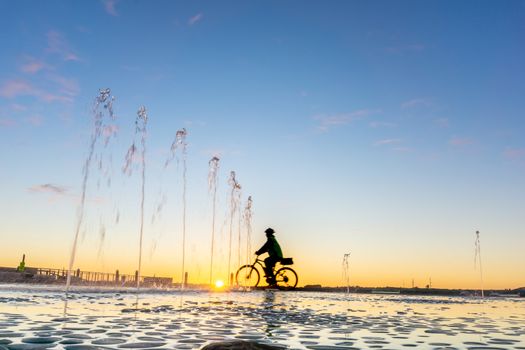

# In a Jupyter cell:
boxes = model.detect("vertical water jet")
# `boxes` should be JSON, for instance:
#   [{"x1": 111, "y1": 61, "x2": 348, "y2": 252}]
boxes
[
  {"x1": 244, "y1": 196, "x2": 253, "y2": 269},
  {"x1": 208, "y1": 156, "x2": 220, "y2": 286},
  {"x1": 236, "y1": 188, "x2": 242, "y2": 278},
  {"x1": 123, "y1": 106, "x2": 148, "y2": 292},
  {"x1": 474, "y1": 230, "x2": 484, "y2": 298},
  {"x1": 65, "y1": 89, "x2": 115, "y2": 312},
  {"x1": 166, "y1": 128, "x2": 188, "y2": 291},
  {"x1": 227, "y1": 171, "x2": 241, "y2": 285},
  {"x1": 178, "y1": 129, "x2": 188, "y2": 291},
  {"x1": 342, "y1": 253, "x2": 350, "y2": 294}
]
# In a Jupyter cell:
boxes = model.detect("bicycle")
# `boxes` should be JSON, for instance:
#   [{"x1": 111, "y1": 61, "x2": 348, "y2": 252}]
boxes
[{"x1": 235, "y1": 256, "x2": 298, "y2": 290}]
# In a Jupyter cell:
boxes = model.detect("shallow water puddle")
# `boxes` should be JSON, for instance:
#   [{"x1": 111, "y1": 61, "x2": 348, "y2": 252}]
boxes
[{"x1": 0, "y1": 287, "x2": 524, "y2": 350}]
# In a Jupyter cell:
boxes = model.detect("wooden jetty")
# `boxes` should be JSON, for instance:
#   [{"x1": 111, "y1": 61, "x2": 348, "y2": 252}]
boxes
[{"x1": 0, "y1": 266, "x2": 174, "y2": 287}]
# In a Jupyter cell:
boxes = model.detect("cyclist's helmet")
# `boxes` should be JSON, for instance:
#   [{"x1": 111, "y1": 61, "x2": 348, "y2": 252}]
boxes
[{"x1": 265, "y1": 227, "x2": 275, "y2": 236}]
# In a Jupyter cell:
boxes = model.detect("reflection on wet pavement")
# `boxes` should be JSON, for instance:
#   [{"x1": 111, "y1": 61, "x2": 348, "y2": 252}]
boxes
[{"x1": 1, "y1": 286, "x2": 524, "y2": 350}]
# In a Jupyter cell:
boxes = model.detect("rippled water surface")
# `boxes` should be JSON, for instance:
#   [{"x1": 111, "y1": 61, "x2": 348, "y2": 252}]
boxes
[{"x1": 1, "y1": 285, "x2": 524, "y2": 350}]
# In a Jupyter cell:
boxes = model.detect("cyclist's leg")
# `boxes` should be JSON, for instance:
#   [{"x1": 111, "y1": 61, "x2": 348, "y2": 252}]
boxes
[
  {"x1": 264, "y1": 257, "x2": 277, "y2": 283},
  {"x1": 263, "y1": 257, "x2": 272, "y2": 277}
]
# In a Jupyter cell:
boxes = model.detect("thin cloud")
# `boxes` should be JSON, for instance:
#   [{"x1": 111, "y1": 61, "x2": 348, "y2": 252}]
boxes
[
  {"x1": 503, "y1": 148, "x2": 525, "y2": 160},
  {"x1": 314, "y1": 109, "x2": 381, "y2": 132},
  {"x1": 374, "y1": 138, "x2": 402, "y2": 146},
  {"x1": 22, "y1": 62, "x2": 45, "y2": 74},
  {"x1": 188, "y1": 13, "x2": 203, "y2": 25},
  {"x1": 20, "y1": 57, "x2": 49, "y2": 74},
  {"x1": 46, "y1": 30, "x2": 80, "y2": 62},
  {"x1": 101, "y1": 0, "x2": 119, "y2": 16},
  {"x1": 401, "y1": 98, "x2": 432, "y2": 109},
  {"x1": 373, "y1": 139, "x2": 412, "y2": 153},
  {"x1": 28, "y1": 183, "x2": 68, "y2": 195},
  {"x1": 48, "y1": 74, "x2": 80, "y2": 97},
  {"x1": 0, "y1": 80, "x2": 34, "y2": 98},
  {"x1": 28, "y1": 183, "x2": 107, "y2": 204},
  {"x1": 449, "y1": 137, "x2": 473, "y2": 146},
  {"x1": 0, "y1": 79, "x2": 73, "y2": 103},
  {"x1": 0, "y1": 118, "x2": 16, "y2": 127}
]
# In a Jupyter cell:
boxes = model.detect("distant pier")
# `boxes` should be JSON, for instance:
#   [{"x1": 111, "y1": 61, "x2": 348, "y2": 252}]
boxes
[{"x1": 0, "y1": 266, "x2": 174, "y2": 287}]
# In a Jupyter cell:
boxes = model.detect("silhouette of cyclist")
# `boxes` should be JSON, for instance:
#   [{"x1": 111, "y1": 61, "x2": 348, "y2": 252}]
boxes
[{"x1": 255, "y1": 228, "x2": 283, "y2": 286}]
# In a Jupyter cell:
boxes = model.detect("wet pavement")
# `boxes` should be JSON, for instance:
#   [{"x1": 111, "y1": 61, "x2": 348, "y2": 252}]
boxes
[{"x1": 0, "y1": 285, "x2": 524, "y2": 350}]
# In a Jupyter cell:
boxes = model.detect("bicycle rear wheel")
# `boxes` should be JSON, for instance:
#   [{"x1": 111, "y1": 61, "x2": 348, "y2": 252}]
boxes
[
  {"x1": 274, "y1": 267, "x2": 298, "y2": 290},
  {"x1": 236, "y1": 265, "x2": 260, "y2": 288}
]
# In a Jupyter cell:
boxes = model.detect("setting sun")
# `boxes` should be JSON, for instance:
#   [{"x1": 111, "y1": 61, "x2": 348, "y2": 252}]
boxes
[{"x1": 214, "y1": 280, "x2": 224, "y2": 289}]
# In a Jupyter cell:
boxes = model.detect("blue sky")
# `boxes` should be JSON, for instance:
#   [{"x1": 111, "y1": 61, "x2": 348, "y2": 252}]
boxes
[{"x1": 0, "y1": 0, "x2": 524, "y2": 288}]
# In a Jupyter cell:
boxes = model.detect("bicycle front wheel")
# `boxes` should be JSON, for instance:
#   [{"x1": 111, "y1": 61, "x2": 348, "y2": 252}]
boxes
[
  {"x1": 236, "y1": 265, "x2": 260, "y2": 288},
  {"x1": 275, "y1": 267, "x2": 298, "y2": 290}
]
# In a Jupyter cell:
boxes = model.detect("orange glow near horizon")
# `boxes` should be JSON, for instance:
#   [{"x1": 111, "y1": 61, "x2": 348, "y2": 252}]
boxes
[
  {"x1": 1, "y1": 226, "x2": 523, "y2": 290},
  {"x1": 1, "y1": 252, "x2": 521, "y2": 290}
]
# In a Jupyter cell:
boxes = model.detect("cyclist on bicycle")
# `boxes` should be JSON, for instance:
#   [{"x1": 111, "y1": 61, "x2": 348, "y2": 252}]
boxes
[{"x1": 255, "y1": 228, "x2": 283, "y2": 286}]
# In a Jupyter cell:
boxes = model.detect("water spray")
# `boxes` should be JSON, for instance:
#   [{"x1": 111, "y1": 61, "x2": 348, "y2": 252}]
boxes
[
  {"x1": 172, "y1": 129, "x2": 188, "y2": 290},
  {"x1": 342, "y1": 253, "x2": 350, "y2": 294},
  {"x1": 474, "y1": 230, "x2": 484, "y2": 298},
  {"x1": 123, "y1": 106, "x2": 148, "y2": 292},
  {"x1": 227, "y1": 171, "x2": 241, "y2": 286},
  {"x1": 236, "y1": 186, "x2": 242, "y2": 278},
  {"x1": 65, "y1": 89, "x2": 116, "y2": 313},
  {"x1": 208, "y1": 156, "x2": 220, "y2": 286},
  {"x1": 244, "y1": 196, "x2": 253, "y2": 271}
]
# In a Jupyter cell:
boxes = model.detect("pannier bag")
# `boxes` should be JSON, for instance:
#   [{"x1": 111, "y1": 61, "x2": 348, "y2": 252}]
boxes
[{"x1": 281, "y1": 258, "x2": 294, "y2": 265}]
